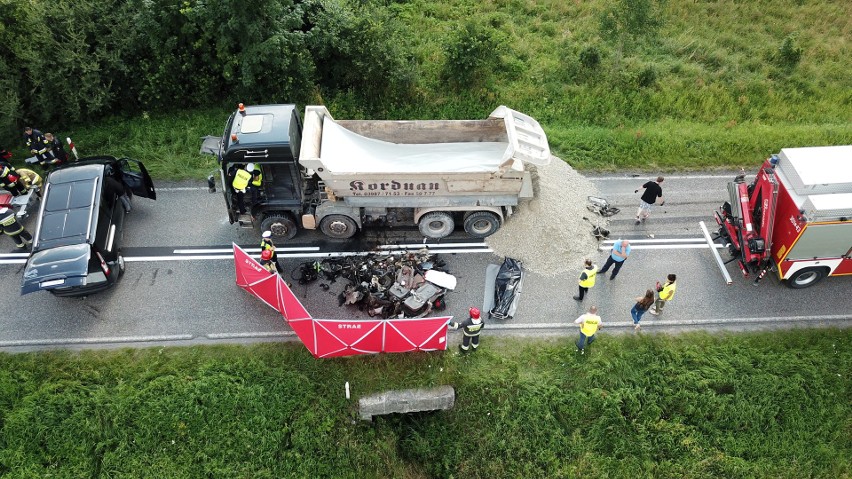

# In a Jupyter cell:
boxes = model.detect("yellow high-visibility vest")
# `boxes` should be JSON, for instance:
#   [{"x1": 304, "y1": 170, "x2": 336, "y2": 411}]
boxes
[
  {"x1": 232, "y1": 169, "x2": 251, "y2": 190},
  {"x1": 251, "y1": 172, "x2": 263, "y2": 187},
  {"x1": 580, "y1": 315, "x2": 601, "y2": 336},
  {"x1": 578, "y1": 267, "x2": 597, "y2": 288},
  {"x1": 660, "y1": 281, "x2": 677, "y2": 301}
]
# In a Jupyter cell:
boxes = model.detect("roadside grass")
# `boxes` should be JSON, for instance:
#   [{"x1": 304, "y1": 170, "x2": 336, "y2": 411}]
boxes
[
  {"x1": 3, "y1": 0, "x2": 850, "y2": 179},
  {"x1": 0, "y1": 329, "x2": 849, "y2": 478}
]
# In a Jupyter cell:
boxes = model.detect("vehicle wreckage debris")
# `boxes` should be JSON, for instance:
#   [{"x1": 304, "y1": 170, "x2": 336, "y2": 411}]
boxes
[{"x1": 291, "y1": 249, "x2": 452, "y2": 319}]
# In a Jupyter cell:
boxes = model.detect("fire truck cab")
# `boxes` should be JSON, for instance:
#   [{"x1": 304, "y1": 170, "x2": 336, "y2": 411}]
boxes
[{"x1": 714, "y1": 145, "x2": 852, "y2": 288}]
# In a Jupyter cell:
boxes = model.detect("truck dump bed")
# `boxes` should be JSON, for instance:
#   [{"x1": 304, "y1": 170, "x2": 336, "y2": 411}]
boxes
[{"x1": 299, "y1": 106, "x2": 550, "y2": 206}]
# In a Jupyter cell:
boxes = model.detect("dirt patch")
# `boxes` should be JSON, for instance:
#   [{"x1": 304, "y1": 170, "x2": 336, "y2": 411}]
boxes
[{"x1": 487, "y1": 155, "x2": 603, "y2": 276}]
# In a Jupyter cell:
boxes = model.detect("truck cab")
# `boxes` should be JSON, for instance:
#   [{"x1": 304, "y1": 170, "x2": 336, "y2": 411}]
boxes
[{"x1": 218, "y1": 104, "x2": 308, "y2": 239}]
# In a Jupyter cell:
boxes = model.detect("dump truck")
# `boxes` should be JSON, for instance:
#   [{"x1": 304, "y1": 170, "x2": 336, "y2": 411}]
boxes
[
  {"x1": 706, "y1": 145, "x2": 852, "y2": 288},
  {"x1": 213, "y1": 104, "x2": 550, "y2": 239}
]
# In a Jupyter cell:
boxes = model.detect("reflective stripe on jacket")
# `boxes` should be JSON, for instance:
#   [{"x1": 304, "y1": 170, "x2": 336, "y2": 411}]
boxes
[
  {"x1": 260, "y1": 238, "x2": 275, "y2": 252},
  {"x1": 232, "y1": 169, "x2": 251, "y2": 190},
  {"x1": 578, "y1": 266, "x2": 597, "y2": 288},
  {"x1": 450, "y1": 316, "x2": 484, "y2": 337}
]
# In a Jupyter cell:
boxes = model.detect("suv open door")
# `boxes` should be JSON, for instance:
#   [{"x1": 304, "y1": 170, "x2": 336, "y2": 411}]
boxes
[{"x1": 118, "y1": 158, "x2": 156, "y2": 199}]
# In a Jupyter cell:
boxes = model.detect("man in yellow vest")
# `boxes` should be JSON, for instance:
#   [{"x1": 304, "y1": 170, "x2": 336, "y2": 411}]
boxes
[
  {"x1": 574, "y1": 305, "x2": 602, "y2": 354},
  {"x1": 231, "y1": 164, "x2": 252, "y2": 214},
  {"x1": 573, "y1": 259, "x2": 597, "y2": 301},
  {"x1": 649, "y1": 274, "x2": 677, "y2": 315}
]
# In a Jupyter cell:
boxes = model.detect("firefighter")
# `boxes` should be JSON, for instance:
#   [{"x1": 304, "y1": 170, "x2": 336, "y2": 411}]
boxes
[
  {"x1": 448, "y1": 307, "x2": 485, "y2": 352},
  {"x1": 231, "y1": 163, "x2": 251, "y2": 214},
  {"x1": 0, "y1": 164, "x2": 25, "y2": 196},
  {"x1": 0, "y1": 145, "x2": 11, "y2": 161},
  {"x1": 14, "y1": 168, "x2": 42, "y2": 192},
  {"x1": 260, "y1": 249, "x2": 277, "y2": 274},
  {"x1": 0, "y1": 207, "x2": 33, "y2": 248},
  {"x1": 43, "y1": 132, "x2": 68, "y2": 167},
  {"x1": 23, "y1": 127, "x2": 52, "y2": 171},
  {"x1": 260, "y1": 230, "x2": 283, "y2": 273}
]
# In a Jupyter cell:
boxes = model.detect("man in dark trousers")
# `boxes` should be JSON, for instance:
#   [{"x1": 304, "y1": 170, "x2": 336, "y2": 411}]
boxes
[
  {"x1": 23, "y1": 127, "x2": 51, "y2": 171},
  {"x1": 0, "y1": 207, "x2": 33, "y2": 248},
  {"x1": 598, "y1": 239, "x2": 631, "y2": 280},
  {"x1": 573, "y1": 259, "x2": 597, "y2": 301},
  {"x1": 260, "y1": 230, "x2": 283, "y2": 274},
  {"x1": 635, "y1": 176, "x2": 665, "y2": 225},
  {"x1": 448, "y1": 307, "x2": 484, "y2": 352}
]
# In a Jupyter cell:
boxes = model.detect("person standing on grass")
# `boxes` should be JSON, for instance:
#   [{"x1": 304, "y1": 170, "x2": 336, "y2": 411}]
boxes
[
  {"x1": 631, "y1": 289, "x2": 655, "y2": 331},
  {"x1": 598, "y1": 239, "x2": 631, "y2": 280},
  {"x1": 635, "y1": 176, "x2": 665, "y2": 225},
  {"x1": 573, "y1": 259, "x2": 597, "y2": 301},
  {"x1": 649, "y1": 274, "x2": 677, "y2": 316},
  {"x1": 574, "y1": 306, "x2": 602, "y2": 354}
]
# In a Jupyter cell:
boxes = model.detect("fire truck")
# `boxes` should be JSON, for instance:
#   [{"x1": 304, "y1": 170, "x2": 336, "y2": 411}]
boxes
[{"x1": 711, "y1": 145, "x2": 852, "y2": 288}]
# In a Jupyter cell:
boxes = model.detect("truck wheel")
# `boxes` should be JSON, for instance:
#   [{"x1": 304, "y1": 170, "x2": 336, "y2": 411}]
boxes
[
  {"x1": 320, "y1": 215, "x2": 358, "y2": 239},
  {"x1": 785, "y1": 267, "x2": 829, "y2": 289},
  {"x1": 261, "y1": 214, "x2": 298, "y2": 240},
  {"x1": 419, "y1": 212, "x2": 454, "y2": 239},
  {"x1": 463, "y1": 211, "x2": 500, "y2": 238}
]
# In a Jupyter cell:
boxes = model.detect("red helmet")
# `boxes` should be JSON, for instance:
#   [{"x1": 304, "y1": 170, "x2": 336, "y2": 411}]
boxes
[
  {"x1": 261, "y1": 250, "x2": 272, "y2": 261},
  {"x1": 469, "y1": 307, "x2": 480, "y2": 319}
]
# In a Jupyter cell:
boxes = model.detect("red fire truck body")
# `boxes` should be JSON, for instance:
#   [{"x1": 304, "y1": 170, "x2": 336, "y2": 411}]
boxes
[{"x1": 714, "y1": 145, "x2": 852, "y2": 288}]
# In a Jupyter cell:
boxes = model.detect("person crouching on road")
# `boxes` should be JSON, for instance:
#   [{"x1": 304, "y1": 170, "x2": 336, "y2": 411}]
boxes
[
  {"x1": 260, "y1": 230, "x2": 283, "y2": 274},
  {"x1": 649, "y1": 274, "x2": 677, "y2": 316},
  {"x1": 0, "y1": 207, "x2": 33, "y2": 249},
  {"x1": 631, "y1": 289, "x2": 655, "y2": 331},
  {"x1": 448, "y1": 307, "x2": 484, "y2": 353},
  {"x1": 573, "y1": 259, "x2": 597, "y2": 301},
  {"x1": 260, "y1": 249, "x2": 278, "y2": 274},
  {"x1": 574, "y1": 306, "x2": 602, "y2": 354}
]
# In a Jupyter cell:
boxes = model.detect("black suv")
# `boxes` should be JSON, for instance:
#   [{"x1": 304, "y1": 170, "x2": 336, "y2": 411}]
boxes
[{"x1": 21, "y1": 156, "x2": 156, "y2": 296}]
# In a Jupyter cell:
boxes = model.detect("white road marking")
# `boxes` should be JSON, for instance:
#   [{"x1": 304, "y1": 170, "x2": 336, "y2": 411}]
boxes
[
  {"x1": 124, "y1": 248, "x2": 494, "y2": 262},
  {"x1": 602, "y1": 238, "x2": 708, "y2": 244},
  {"x1": 172, "y1": 247, "x2": 320, "y2": 254},
  {"x1": 600, "y1": 244, "x2": 727, "y2": 250},
  {"x1": 0, "y1": 259, "x2": 26, "y2": 264}
]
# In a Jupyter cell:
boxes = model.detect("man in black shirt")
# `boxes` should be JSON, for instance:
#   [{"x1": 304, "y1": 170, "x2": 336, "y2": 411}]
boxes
[{"x1": 635, "y1": 176, "x2": 665, "y2": 225}]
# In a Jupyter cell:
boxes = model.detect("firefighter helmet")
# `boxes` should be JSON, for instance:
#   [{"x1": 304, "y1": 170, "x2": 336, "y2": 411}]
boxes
[
  {"x1": 261, "y1": 250, "x2": 272, "y2": 261},
  {"x1": 469, "y1": 307, "x2": 480, "y2": 319}
]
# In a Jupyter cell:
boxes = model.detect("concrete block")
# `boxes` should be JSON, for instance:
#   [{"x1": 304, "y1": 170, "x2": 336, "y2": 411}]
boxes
[{"x1": 359, "y1": 385, "x2": 455, "y2": 421}]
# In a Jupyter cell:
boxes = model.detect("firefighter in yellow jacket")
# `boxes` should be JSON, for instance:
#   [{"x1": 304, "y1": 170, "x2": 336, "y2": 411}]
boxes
[
  {"x1": 0, "y1": 207, "x2": 33, "y2": 248},
  {"x1": 448, "y1": 307, "x2": 484, "y2": 352}
]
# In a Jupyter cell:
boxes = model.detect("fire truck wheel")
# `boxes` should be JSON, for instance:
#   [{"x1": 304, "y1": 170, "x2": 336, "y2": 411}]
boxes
[
  {"x1": 463, "y1": 211, "x2": 501, "y2": 238},
  {"x1": 319, "y1": 214, "x2": 358, "y2": 239},
  {"x1": 419, "y1": 212, "x2": 454, "y2": 239},
  {"x1": 261, "y1": 214, "x2": 298, "y2": 240},
  {"x1": 786, "y1": 267, "x2": 829, "y2": 289}
]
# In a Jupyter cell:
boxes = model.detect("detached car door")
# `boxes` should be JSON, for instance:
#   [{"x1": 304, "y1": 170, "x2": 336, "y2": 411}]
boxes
[{"x1": 117, "y1": 158, "x2": 157, "y2": 200}]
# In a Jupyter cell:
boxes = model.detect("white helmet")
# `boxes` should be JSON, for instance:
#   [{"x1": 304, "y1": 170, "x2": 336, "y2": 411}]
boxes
[{"x1": 246, "y1": 163, "x2": 255, "y2": 172}]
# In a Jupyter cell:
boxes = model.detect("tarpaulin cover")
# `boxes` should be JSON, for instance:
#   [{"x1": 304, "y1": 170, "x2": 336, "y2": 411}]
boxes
[
  {"x1": 489, "y1": 257, "x2": 525, "y2": 320},
  {"x1": 233, "y1": 244, "x2": 451, "y2": 358}
]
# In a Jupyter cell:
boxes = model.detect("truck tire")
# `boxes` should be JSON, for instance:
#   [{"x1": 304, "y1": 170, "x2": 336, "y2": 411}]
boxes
[
  {"x1": 261, "y1": 214, "x2": 298, "y2": 240},
  {"x1": 419, "y1": 212, "x2": 454, "y2": 239},
  {"x1": 785, "y1": 267, "x2": 829, "y2": 289},
  {"x1": 463, "y1": 211, "x2": 500, "y2": 238},
  {"x1": 320, "y1": 214, "x2": 358, "y2": 239}
]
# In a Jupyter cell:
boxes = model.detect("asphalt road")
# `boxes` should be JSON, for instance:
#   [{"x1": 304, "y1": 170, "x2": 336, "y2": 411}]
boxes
[{"x1": 1, "y1": 173, "x2": 850, "y2": 352}]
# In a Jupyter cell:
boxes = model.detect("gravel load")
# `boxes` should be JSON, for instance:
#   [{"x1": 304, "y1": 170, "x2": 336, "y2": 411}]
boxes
[{"x1": 486, "y1": 155, "x2": 603, "y2": 277}]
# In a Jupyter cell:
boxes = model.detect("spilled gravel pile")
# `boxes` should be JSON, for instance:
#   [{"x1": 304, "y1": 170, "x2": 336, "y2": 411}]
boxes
[{"x1": 487, "y1": 155, "x2": 603, "y2": 276}]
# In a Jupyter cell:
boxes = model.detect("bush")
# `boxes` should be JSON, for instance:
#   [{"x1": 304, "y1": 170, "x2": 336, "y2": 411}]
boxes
[
  {"x1": 580, "y1": 46, "x2": 602, "y2": 69},
  {"x1": 442, "y1": 21, "x2": 506, "y2": 89},
  {"x1": 776, "y1": 34, "x2": 803, "y2": 69}
]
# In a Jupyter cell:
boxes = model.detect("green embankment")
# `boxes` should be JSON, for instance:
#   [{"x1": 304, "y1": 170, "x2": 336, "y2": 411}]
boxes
[
  {"x1": 0, "y1": 329, "x2": 849, "y2": 478},
  {"x1": 4, "y1": 0, "x2": 850, "y2": 179}
]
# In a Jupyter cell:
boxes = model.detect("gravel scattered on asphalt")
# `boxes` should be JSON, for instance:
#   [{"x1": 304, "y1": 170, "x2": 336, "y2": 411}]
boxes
[{"x1": 487, "y1": 155, "x2": 604, "y2": 276}]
